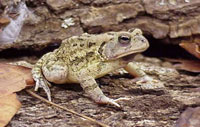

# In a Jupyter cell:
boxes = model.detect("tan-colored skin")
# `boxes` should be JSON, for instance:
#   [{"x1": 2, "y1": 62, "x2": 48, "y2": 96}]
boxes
[{"x1": 32, "y1": 28, "x2": 149, "y2": 107}]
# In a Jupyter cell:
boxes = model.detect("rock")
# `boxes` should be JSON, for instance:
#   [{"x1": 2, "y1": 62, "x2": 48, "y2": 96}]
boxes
[
  {"x1": 80, "y1": 3, "x2": 144, "y2": 27},
  {"x1": 46, "y1": 0, "x2": 78, "y2": 12}
]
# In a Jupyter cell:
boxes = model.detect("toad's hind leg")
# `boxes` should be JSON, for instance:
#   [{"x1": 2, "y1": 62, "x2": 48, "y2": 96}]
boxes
[
  {"x1": 32, "y1": 53, "x2": 53, "y2": 101},
  {"x1": 32, "y1": 53, "x2": 68, "y2": 101},
  {"x1": 42, "y1": 60, "x2": 68, "y2": 84}
]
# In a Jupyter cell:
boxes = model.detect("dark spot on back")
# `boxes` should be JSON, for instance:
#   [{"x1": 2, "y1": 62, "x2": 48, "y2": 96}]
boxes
[
  {"x1": 80, "y1": 43, "x2": 84, "y2": 47},
  {"x1": 98, "y1": 41, "x2": 106, "y2": 56},
  {"x1": 72, "y1": 56, "x2": 84, "y2": 66},
  {"x1": 86, "y1": 52, "x2": 94, "y2": 57},
  {"x1": 73, "y1": 43, "x2": 77, "y2": 47},
  {"x1": 88, "y1": 42, "x2": 96, "y2": 48}
]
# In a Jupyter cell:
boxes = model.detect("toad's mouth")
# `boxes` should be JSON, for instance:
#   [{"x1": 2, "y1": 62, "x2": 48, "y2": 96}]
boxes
[
  {"x1": 121, "y1": 53, "x2": 137, "y2": 61},
  {"x1": 113, "y1": 48, "x2": 147, "y2": 60}
]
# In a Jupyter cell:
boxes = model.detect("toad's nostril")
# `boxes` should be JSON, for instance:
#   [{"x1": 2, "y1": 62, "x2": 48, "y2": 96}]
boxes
[
  {"x1": 141, "y1": 39, "x2": 145, "y2": 43},
  {"x1": 136, "y1": 36, "x2": 147, "y2": 43}
]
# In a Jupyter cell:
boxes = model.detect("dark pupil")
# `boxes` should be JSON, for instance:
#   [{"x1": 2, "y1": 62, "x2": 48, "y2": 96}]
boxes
[{"x1": 119, "y1": 36, "x2": 130, "y2": 44}]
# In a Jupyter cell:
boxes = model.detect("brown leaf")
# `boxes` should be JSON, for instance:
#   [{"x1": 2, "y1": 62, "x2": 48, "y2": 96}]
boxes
[
  {"x1": 0, "y1": 63, "x2": 34, "y2": 97},
  {"x1": 0, "y1": 17, "x2": 10, "y2": 28},
  {"x1": 165, "y1": 59, "x2": 200, "y2": 73},
  {"x1": 0, "y1": 93, "x2": 21, "y2": 127},
  {"x1": 179, "y1": 42, "x2": 200, "y2": 59}
]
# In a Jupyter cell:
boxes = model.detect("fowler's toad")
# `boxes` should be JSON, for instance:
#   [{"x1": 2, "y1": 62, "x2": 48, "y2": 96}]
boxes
[{"x1": 32, "y1": 28, "x2": 149, "y2": 107}]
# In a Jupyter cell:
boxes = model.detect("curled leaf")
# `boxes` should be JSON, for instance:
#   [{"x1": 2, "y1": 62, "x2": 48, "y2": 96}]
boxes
[
  {"x1": 179, "y1": 42, "x2": 200, "y2": 59},
  {"x1": 165, "y1": 59, "x2": 200, "y2": 73}
]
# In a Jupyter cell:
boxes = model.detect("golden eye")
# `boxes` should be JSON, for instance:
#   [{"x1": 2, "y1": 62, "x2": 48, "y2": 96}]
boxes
[{"x1": 118, "y1": 35, "x2": 131, "y2": 44}]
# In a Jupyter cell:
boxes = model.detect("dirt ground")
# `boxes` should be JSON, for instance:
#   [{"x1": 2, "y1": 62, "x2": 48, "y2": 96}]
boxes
[{"x1": 2, "y1": 55, "x2": 199, "y2": 127}]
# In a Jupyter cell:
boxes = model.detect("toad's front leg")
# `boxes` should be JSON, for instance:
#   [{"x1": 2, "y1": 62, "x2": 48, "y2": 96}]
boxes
[
  {"x1": 124, "y1": 62, "x2": 159, "y2": 84},
  {"x1": 78, "y1": 75, "x2": 128, "y2": 107}
]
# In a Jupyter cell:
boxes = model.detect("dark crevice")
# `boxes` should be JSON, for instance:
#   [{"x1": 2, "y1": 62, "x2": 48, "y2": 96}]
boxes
[
  {"x1": 143, "y1": 36, "x2": 198, "y2": 60},
  {"x1": 82, "y1": 26, "x2": 105, "y2": 34},
  {"x1": 0, "y1": 44, "x2": 59, "y2": 58}
]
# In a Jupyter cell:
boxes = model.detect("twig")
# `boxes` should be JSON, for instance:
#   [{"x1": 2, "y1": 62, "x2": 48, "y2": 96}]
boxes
[{"x1": 26, "y1": 89, "x2": 110, "y2": 127}]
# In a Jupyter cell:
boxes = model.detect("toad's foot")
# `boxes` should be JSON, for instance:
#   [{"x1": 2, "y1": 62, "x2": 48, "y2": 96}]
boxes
[
  {"x1": 130, "y1": 75, "x2": 165, "y2": 89},
  {"x1": 129, "y1": 75, "x2": 156, "y2": 83},
  {"x1": 97, "y1": 96, "x2": 130, "y2": 107},
  {"x1": 79, "y1": 75, "x2": 130, "y2": 107},
  {"x1": 34, "y1": 78, "x2": 52, "y2": 101}
]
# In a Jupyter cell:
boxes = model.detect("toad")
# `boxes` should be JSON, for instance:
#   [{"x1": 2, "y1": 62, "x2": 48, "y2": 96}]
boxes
[{"x1": 32, "y1": 28, "x2": 150, "y2": 107}]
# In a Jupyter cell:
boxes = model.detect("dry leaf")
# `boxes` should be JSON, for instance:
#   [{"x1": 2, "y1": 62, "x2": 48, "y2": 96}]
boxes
[
  {"x1": 179, "y1": 42, "x2": 200, "y2": 59},
  {"x1": 0, "y1": 63, "x2": 34, "y2": 127},
  {"x1": 0, "y1": 63, "x2": 34, "y2": 97},
  {"x1": 0, "y1": 93, "x2": 21, "y2": 127},
  {"x1": 0, "y1": 17, "x2": 10, "y2": 27},
  {"x1": 166, "y1": 59, "x2": 200, "y2": 73}
]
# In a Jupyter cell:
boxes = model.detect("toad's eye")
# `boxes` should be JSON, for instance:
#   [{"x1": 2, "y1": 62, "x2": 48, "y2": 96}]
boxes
[{"x1": 118, "y1": 35, "x2": 131, "y2": 44}]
